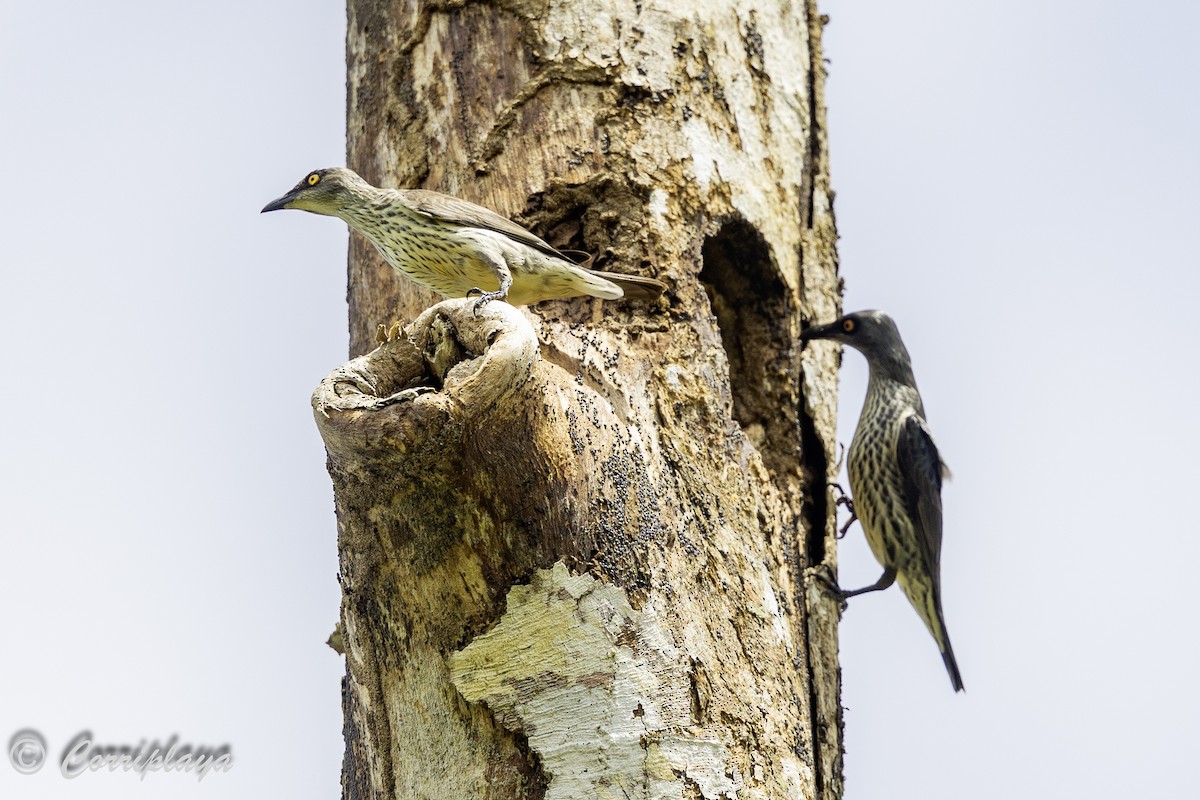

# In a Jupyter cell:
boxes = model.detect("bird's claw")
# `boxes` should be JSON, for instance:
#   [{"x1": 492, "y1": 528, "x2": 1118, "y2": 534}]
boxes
[
  {"x1": 466, "y1": 288, "x2": 505, "y2": 314},
  {"x1": 808, "y1": 565, "x2": 849, "y2": 611},
  {"x1": 829, "y1": 484, "x2": 857, "y2": 538},
  {"x1": 837, "y1": 514, "x2": 858, "y2": 539}
]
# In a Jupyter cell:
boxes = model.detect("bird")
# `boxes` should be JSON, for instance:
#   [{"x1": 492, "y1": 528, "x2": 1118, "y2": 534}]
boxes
[
  {"x1": 261, "y1": 168, "x2": 665, "y2": 309},
  {"x1": 801, "y1": 310, "x2": 963, "y2": 692}
]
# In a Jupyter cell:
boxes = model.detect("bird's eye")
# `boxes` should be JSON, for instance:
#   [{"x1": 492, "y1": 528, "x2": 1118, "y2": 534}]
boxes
[
  {"x1": 307, "y1": 173, "x2": 321, "y2": 186},
  {"x1": 842, "y1": 319, "x2": 856, "y2": 333}
]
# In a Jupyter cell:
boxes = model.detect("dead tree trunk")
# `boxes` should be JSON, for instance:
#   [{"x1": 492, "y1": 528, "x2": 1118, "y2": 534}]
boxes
[{"x1": 319, "y1": 1, "x2": 845, "y2": 798}]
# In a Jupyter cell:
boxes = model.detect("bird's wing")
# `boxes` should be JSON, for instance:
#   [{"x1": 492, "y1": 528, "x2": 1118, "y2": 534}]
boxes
[
  {"x1": 399, "y1": 189, "x2": 571, "y2": 262},
  {"x1": 896, "y1": 413, "x2": 948, "y2": 577}
]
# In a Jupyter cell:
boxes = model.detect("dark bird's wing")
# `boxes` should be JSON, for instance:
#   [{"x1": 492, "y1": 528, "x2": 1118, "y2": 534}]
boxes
[
  {"x1": 897, "y1": 413, "x2": 964, "y2": 691},
  {"x1": 896, "y1": 414, "x2": 948, "y2": 577},
  {"x1": 399, "y1": 189, "x2": 570, "y2": 262}
]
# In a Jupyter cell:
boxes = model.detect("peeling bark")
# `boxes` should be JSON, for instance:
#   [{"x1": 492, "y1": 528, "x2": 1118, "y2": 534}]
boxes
[{"x1": 324, "y1": 0, "x2": 846, "y2": 797}]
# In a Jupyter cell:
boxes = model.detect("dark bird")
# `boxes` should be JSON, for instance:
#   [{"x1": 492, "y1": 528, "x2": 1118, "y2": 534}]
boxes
[
  {"x1": 802, "y1": 310, "x2": 963, "y2": 691},
  {"x1": 262, "y1": 168, "x2": 664, "y2": 309}
]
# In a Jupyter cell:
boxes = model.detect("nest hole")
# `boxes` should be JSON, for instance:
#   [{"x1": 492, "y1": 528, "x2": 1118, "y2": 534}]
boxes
[{"x1": 700, "y1": 217, "x2": 797, "y2": 477}]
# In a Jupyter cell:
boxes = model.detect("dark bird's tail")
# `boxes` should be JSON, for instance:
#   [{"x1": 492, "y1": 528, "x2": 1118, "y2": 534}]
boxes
[
  {"x1": 941, "y1": 637, "x2": 965, "y2": 693},
  {"x1": 900, "y1": 578, "x2": 964, "y2": 692}
]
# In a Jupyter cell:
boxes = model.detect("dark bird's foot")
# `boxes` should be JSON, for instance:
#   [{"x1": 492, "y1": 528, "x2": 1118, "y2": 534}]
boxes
[
  {"x1": 465, "y1": 287, "x2": 506, "y2": 314},
  {"x1": 808, "y1": 565, "x2": 850, "y2": 612},
  {"x1": 829, "y1": 483, "x2": 858, "y2": 538},
  {"x1": 810, "y1": 565, "x2": 898, "y2": 610}
]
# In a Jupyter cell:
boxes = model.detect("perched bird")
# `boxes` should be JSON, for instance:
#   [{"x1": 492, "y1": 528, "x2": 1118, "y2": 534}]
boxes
[
  {"x1": 262, "y1": 168, "x2": 665, "y2": 309},
  {"x1": 801, "y1": 310, "x2": 963, "y2": 692}
]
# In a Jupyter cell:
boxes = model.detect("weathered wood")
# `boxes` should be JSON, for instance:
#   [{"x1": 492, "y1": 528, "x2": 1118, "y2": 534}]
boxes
[{"x1": 322, "y1": 0, "x2": 846, "y2": 797}]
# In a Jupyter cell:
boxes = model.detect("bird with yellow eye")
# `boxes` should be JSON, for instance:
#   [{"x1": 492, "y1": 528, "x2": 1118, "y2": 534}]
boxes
[
  {"x1": 801, "y1": 310, "x2": 964, "y2": 692},
  {"x1": 262, "y1": 168, "x2": 665, "y2": 311}
]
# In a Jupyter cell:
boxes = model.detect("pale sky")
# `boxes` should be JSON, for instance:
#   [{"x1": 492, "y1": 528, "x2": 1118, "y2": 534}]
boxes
[{"x1": 1, "y1": 2, "x2": 1196, "y2": 799}]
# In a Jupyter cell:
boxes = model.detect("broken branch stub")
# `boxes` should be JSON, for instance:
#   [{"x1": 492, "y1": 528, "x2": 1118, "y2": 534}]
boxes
[
  {"x1": 312, "y1": 298, "x2": 676, "y2": 797},
  {"x1": 310, "y1": 297, "x2": 646, "y2": 558}
]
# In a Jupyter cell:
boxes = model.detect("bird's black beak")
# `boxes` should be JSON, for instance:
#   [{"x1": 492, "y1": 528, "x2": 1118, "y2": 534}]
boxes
[
  {"x1": 260, "y1": 191, "x2": 297, "y2": 214},
  {"x1": 800, "y1": 319, "x2": 840, "y2": 343}
]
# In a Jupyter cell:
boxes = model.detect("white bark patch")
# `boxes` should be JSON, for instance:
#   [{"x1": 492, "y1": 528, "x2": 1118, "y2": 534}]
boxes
[
  {"x1": 646, "y1": 188, "x2": 671, "y2": 233},
  {"x1": 681, "y1": 117, "x2": 720, "y2": 189},
  {"x1": 448, "y1": 562, "x2": 742, "y2": 799},
  {"x1": 755, "y1": 562, "x2": 792, "y2": 647}
]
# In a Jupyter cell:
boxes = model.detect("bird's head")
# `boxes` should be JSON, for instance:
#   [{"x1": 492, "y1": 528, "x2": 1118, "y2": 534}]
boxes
[
  {"x1": 261, "y1": 168, "x2": 369, "y2": 216},
  {"x1": 800, "y1": 309, "x2": 914, "y2": 376}
]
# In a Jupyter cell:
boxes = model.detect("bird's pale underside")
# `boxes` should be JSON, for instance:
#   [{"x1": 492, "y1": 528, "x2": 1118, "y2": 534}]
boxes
[
  {"x1": 802, "y1": 310, "x2": 964, "y2": 692},
  {"x1": 262, "y1": 168, "x2": 665, "y2": 309}
]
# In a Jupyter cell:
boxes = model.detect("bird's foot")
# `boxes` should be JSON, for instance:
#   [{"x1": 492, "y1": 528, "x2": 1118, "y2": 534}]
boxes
[
  {"x1": 807, "y1": 565, "x2": 849, "y2": 611},
  {"x1": 375, "y1": 320, "x2": 404, "y2": 345},
  {"x1": 829, "y1": 484, "x2": 857, "y2": 538},
  {"x1": 465, "y1": 287, "x2": 506, "y2": 314}
]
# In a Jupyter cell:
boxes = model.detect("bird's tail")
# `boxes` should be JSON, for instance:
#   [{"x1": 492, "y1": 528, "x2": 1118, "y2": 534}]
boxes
[
  {"x1": 901, "y1": 574, "x2": 965, "y2": 692},
  {"x1": 940, "y1": 635, "x2": 965, "y2": 693},
  {"x1": 593, "y1": 270, "x2": 667, "y2": 301},
  {"x1": 556, "y1": 249, "x2": 665, "y2": 301},
  {"x1": 931, "y1": 594, "x2": 965, "y2": 692}
]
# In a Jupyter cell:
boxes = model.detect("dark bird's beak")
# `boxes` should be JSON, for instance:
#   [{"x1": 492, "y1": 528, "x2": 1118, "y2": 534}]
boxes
[
  {"x1": 799, "y1": 319, "x2": 840, "y2": 343},
  {"x1": 261, "y1": 191, "x2": 297, "y2": 214}
]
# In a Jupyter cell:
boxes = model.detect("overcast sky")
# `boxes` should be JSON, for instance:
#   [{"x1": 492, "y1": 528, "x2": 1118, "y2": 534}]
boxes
[{"x1": 1, "y1": 1, "x2": 1196, "y2": 798}]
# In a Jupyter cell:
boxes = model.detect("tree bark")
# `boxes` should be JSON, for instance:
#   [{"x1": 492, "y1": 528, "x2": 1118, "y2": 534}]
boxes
[{"x1": 321, "y1": 1, "x2": 845, "y2": 798}]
